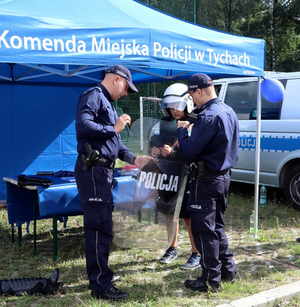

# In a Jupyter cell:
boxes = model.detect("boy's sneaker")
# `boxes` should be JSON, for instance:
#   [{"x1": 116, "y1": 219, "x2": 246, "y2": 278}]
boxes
[
  {"x1": 159, "y1": 247, "x2": 178, "y2": 264},
  {"x1": 181, "y1": 253, "x2": 201, "y2": 270}
]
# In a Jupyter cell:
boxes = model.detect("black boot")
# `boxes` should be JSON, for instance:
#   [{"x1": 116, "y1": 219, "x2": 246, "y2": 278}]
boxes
[
  {"x1": 184, "y1": 279, "x2": 208, "y2": 292},
  {"x1": 221, "y1": 270, "x2": 237, "y2": 282},
  {"x1": 184, "y1": 278, "x2": 219, "y2": 292},
  {"x1": 89, "y1": 274, "x2": 121, "y2": 289},
  {"x1": 91, "y1": 285, "x2": 128, "y2": 301}
]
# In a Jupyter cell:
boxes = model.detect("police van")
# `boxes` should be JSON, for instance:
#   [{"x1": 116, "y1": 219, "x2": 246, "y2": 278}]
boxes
[{"x1": 215, "y1": 72, "x2": 300, "y2": 208}]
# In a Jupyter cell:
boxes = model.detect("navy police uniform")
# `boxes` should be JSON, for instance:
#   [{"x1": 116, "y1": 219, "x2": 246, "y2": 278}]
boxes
[
  {"x1": 177, "y1": 98, "x2": 239, "y2": 288},
  {"x1": 75, "y1": 85, "x2": 135, "y2": 292}
]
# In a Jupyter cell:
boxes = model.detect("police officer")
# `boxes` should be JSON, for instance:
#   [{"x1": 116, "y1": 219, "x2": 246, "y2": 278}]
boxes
[
  {"x1": 75, "y1": 65, "x2": 151, "y2": 301},
  {"x1": 177, "y1": 73, "x2": 239, "y2": 292}
]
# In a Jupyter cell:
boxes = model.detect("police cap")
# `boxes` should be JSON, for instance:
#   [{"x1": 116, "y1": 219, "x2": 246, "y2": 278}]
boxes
[
  {"x1": 188, "y1": 73, "x2": 213, "y2": 91},
  {"x1": 105, "y1": 65, "x2": 138, "y2": 93}
]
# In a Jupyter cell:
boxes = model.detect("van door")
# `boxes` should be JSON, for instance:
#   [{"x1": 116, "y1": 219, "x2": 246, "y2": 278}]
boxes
[
  {"x1": 224, "y1": 80, "x2": 257, "y2": 183},
  {"x1": 223, "y1": 79, "x2": 283, "y2": 185}
]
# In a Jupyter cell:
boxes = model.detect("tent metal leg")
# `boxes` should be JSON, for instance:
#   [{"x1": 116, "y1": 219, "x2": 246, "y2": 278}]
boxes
[
  {"x1": 52, "y1": 217, "x2": 58, "y2": 262},
  {"x1": 26, "y1": 222, "x2": 30, "y2": 233},
  {"x1": 33, "y1": 218, "x2": 37, "y2": 255},
  {"x1": 17, "y1": 225, "x2": 22, "y2": 247},
  {"x1": 63, "y1": 216, "x2": 68, "y2": 228},
  {"x1": 11, "y1": 224, "x2": 15, "y2": 243},
  {"x1": 33, "y1": 199, "x2": 39, "y2": 255}
]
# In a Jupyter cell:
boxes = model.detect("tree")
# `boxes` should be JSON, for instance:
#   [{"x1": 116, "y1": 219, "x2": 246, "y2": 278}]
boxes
[{"x1": 137, "y1": 0, "x2": 300, "y2": 72}]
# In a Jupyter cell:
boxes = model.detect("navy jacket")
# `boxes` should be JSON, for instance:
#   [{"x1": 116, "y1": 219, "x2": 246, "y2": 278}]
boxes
[
  {"x1": 177, "y1": 98, "x2": 239, "y2": 172},
  {"x1": 76, "y1": 85, "x2": 135, "y2": 164}
]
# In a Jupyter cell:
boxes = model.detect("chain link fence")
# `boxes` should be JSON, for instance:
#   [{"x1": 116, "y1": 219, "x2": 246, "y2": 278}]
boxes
[{"x1": 114, "y1": 96, "x2": 162, "y2": 154}]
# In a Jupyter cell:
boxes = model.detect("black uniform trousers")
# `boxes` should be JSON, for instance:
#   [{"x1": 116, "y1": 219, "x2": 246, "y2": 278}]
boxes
[
  {"x1": 75, "y1": 158, "x2": 114, "y2": 292},
  {"x1": 188, "y1": 173, "x2": 236, "y2": 286}
]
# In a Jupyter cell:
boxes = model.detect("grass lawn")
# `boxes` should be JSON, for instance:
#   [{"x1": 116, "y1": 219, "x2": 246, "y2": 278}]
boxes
[{"x1": 0, "y1": 183, "x2": 300, "y2": 306}]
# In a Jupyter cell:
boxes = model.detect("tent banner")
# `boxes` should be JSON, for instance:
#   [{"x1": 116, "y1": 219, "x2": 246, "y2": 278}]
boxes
[{"x1": 0, "y1": 16, "x2": 264, "y2": 76}]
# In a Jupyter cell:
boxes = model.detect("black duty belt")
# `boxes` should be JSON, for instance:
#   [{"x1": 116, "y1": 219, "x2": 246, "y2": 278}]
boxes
[
  {"x1": 208, "y1": 169, "x2": 230, "y2": 176},
  {"x1": 79, "y1": 153, "x2": 114, "y2": 170},
  {"x1": 197, "y1": 169, "x2": 229, "y2": 178},
  {"x1": 190, "y1": 162, "x2": 230, "y2": 179},
  {"x1": 94, "y1": 157, "x2": 115, "y2": 169}
]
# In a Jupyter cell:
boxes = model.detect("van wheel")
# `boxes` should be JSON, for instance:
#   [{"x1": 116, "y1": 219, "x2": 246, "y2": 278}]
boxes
[{"x1": 283, "y1": 165, "x2": 300, "y2": 209}]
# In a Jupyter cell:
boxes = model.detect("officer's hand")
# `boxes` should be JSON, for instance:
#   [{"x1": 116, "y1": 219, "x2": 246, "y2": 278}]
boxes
[
  {"x1": 161, "y1": 145, "x2": 173, "y2": 157},
  {"x1": 114, "y1": 114, "x2": 131, "y2": 133},
  {"x1": 177, "y1": 120, "x2": 191, "y2": 129},
  {"x1": 150, "y1": 147, "x2": 161, "y2": 158},
  {"x1": 134, "y1": 155, "x2": 153, "y2": 169}
]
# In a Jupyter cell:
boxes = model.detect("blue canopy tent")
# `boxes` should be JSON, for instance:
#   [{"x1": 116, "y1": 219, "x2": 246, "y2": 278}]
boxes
[{"x1": 0, "y1": 0, "x2": 265, "y2": 213}]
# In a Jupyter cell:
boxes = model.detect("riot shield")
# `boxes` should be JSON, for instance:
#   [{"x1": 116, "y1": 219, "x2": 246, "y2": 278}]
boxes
[{"x1": 112, "y1": 158, "x2": 189, "y2": 251}]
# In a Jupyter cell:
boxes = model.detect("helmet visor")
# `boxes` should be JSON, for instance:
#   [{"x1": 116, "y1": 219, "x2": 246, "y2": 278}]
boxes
[
  {"x1": 160, "y1": 90, "x2": 191, "y2": 112},
  {"x1": 160, "y1": 100, "x2": 187, "y2": 112}
]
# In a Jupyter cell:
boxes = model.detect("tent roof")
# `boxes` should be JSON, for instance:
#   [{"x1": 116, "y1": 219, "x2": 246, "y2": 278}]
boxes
[{"x1": 0, "y1": 0, "x2": 265, "y2": 84}]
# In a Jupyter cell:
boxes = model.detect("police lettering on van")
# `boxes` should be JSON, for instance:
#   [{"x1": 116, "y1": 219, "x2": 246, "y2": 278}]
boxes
[{"x1": 215, "y1": 72, "x2": 300, "y2": 208}]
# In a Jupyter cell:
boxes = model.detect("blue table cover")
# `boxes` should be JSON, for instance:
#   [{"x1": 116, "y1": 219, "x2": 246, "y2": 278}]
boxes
[{"x1": 5, "y1": 175, "x2": 148, "y2": 225}]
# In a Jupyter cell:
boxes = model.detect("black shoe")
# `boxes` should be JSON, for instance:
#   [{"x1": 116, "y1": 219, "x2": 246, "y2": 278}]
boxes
[
  {"x1": 184, "y1": 279, "x2": 219, "y2": 292},
  {"x1": 221, "y1": 270, "x2": 237, "y2": 282},
  {"x1": 159, "y1": 247, "x2": 178, "y2": 264},
  {"x1": 296, "y1": 238, "x2": 300, "y2": 243},
  {"x1": 181, "y1": 253, "x2": 201, "y2": 270},
  {"x1": 184, "y1": 279, "x2": 208, "y2": 292},
  {"x1": 91, "y1": 285, "x2": 128, "y2": 301},
  {"x1": 89, "y1": 275, "x2": 120, "y2": 290}
]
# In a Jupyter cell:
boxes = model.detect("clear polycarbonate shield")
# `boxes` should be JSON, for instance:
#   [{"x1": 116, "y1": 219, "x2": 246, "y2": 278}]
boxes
[
  {"x1": 112, "y1": 158, "x2": 189, "y2": 251},
  {"x1": 113, "y1": 96, "x2": 190, "y2": 250}
]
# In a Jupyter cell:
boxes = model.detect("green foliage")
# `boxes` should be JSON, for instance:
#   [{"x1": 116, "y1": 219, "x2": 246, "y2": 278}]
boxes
[
  {"x1": 112, "y1": 1, "x2": 300, "y2": 145},
  {"x1": 137, "y1": 0, "x2": 300, "y2": 74}
]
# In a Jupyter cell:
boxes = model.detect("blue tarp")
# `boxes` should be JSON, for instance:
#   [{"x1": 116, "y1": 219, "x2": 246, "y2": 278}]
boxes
[{"x1": 0, "y1": 0, "x2": 265, "y2": 199}]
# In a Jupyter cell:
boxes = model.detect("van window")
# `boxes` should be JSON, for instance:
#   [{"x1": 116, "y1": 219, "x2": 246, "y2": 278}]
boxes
[
  {"x1": 214, "y1": 84, "x2": 222, "y2": 96},
  {"x1": 224, "y1": 81, "x2": 283, "y2": 120}
]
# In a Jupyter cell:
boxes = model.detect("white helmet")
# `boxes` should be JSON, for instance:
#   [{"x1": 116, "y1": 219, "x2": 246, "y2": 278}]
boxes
[{"x1": 160, "y1": 83, "x2": 194, "y2": 115}]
